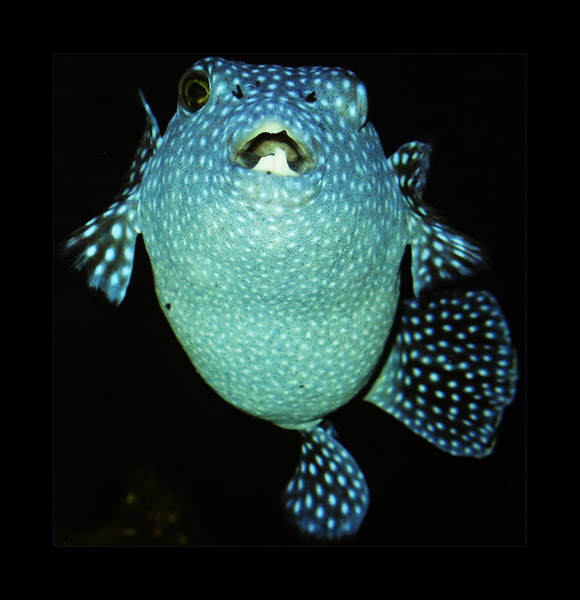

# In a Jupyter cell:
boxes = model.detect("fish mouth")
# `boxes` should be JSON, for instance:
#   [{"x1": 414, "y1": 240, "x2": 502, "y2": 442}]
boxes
[{"x1": 233, "y1": 128, "x2": 313, "y2": 177}]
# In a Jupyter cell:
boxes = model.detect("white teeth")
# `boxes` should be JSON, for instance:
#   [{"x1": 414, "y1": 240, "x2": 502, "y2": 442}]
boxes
[{"x1": 252, "y1": 147, "x2": 298, "y2": 177}]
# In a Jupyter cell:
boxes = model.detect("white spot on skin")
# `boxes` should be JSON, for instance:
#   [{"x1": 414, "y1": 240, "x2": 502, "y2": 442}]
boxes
[
  {"x1": 83, "y1": 225, "x2": 98, "y2": 238},
  {"x1": 111, "y1": 223, "x2": 122, "y2": 239}
]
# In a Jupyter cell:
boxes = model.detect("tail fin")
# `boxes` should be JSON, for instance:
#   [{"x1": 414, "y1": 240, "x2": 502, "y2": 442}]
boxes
[{"x1": 365, "y1": 290, "x2": 517, "y2": 457}]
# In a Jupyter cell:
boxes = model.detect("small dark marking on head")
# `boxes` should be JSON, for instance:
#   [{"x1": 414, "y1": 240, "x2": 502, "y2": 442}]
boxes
[
  {"x1": 305, "y1": 91, "x2": 317, "y2": 103},
  {"x1": 165, "y1": 303, "x2": 172, "y2": 310},
  {"x1": 232, "y1": 84, "x2": 244, "y2": 99}
]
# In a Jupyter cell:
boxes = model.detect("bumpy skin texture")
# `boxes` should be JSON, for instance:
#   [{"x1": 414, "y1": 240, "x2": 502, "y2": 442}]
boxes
[{"x1": 139, "y1": 58, "x2": 408, "y2": 430}]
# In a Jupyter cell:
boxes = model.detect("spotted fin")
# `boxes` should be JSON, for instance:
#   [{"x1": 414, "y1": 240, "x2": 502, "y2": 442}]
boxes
[
  {"x1": 60, "y1": 90, "x2": 161, "y2": 305},
  {"x1": 365, "y1": 290, "x2": 517, "y2": 457},
  {"x1": 282, "y1": 424, "x2": 369, "y2": 542},
  {"x1": 390, "y1": 142, "x2": 487, "y2": 295}
]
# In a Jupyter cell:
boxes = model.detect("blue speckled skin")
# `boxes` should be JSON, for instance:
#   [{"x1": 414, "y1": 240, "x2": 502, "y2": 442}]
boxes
[
  {"x1": 139, "y1": 58, "x2": 407, "y2": 430},
  {"x1": 62, "y1": 57, "x2": 518, "y2": 541}
]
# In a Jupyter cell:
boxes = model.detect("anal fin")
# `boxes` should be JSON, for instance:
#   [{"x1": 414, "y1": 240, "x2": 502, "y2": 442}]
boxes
[{"x1": 282, "y1": 424, "x2": 369, "y2": 542}]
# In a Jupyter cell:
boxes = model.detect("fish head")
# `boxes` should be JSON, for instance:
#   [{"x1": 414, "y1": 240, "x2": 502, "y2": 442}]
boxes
[{"x1": 150, "y1": 57, "x2": 377, "y2": 211}]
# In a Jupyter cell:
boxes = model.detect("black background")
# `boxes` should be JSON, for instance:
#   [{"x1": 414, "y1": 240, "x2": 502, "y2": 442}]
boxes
[{"x1": 54, "y1": 54, "x2": 525, "y2": 546}]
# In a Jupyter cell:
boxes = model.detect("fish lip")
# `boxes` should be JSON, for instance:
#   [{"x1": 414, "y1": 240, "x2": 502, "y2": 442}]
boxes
[{"x1": 230, "y1": 122, "x2": 315, "y2": 175}]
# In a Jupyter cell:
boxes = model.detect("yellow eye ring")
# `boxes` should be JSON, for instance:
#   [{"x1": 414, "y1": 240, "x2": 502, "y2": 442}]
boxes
[{"x1": 179, "y1": 71, "x2": 210, "y2": 112}]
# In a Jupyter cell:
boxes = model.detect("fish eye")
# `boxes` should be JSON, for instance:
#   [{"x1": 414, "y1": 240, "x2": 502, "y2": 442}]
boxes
[{"x1": 179, "y1": 71, "x2": 210, "y2": 112}]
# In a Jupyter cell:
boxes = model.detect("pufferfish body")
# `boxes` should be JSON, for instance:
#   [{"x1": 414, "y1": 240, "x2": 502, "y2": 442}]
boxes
[{"x1": 61, "y1": 57, "x2": 517, "y2": 541}]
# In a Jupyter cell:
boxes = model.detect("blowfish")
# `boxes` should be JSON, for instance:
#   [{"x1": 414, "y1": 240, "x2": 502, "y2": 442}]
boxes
[{"x1": 61, "y1": 57, "x2": 517, "y2": 542}]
